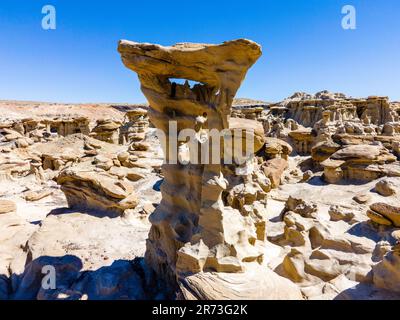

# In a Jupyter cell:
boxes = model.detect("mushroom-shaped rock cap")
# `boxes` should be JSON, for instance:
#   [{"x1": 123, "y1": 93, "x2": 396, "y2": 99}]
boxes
[{"x1": 118, "y1": 39, "x2": 262, "y2": 90}]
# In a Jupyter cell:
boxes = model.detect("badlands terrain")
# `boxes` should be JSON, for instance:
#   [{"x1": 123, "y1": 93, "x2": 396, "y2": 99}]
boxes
[
  {"x1": 1, "y1": 91, "x2": 399, "y2": 300},
  {"x1": 0, "y1": 39, "x2": 400, "y2": 300}
]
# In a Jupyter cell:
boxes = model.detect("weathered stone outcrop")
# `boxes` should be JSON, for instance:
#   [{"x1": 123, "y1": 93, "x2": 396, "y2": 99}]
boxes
[
  {"x1": 268, "y1": 195, "x2": 377, "y2": 295},
  {"x1": 264, "y1": 137, "x2": 293, "y2": 160},
  {"x1": 120, "y1": 108, "x2": 149, "y2": 145},
  {"x1": 367, "y1": 203, "x2": 400, "y2": 227},
  {"x1": 311, "y1": 139, "x2": 341, "y2": 162},
  {"x1": 231, "y1": 104, "x2": 266, "y2": 120},
  {"x1": 288, "y1": 129, "x2": 314, "y2": 154},
  {"x1": 262, "y1": 92, "x2": 400, "y2": 178},
  {"x1": 270, "y1": 92, "x2": 399, "y2": 129},
  {"x1": 373, "y1": 243, "x2": 400, "y2": 293},
  {"x1": 262, "y1": 158, "x2": 288, "y2": 188},
  {"x1": 57, "y1": 169, "x2": 139, "y2": 215},
  {"x1": 23, "y1": 190, "x2": 53, "y2": 202},
  {"x1": 0, "y1": 117, "x2": 91, "y2": 148},
  {"x1": 91, "y1": 119, "x2": 122, "y2": 144},
  {"x1": 321, "y1": 144, "x2": 400, "y2": 183},
  {"x1": 0, "y1": 152, "x2": 31, "y2": 180},
  {"x1": 118, "y1": 39, "x2": 302, "y2": 299},
  {"x1": 375, "y1": 178, "x2": 400, "y2": 196},
  {"x1": 42, "y1": 117, "x2": 90, "y2": 137}
]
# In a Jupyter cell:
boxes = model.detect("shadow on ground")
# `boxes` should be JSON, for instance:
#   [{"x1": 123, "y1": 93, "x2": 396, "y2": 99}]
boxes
[
  {"x1": 48, "y1": 207, "x2": 120, "y2": 219},
  {"x1": 1, "y1": 255, "x2": 169, "y2": 300},
  {"x1": 334, "y1": 282, "x2": 400, "y2": 300}
]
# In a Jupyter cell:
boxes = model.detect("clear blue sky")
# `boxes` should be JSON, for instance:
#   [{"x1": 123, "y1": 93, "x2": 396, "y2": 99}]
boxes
[{"x1": 0, "y1": 0, "x2": 399, "y2": 103}]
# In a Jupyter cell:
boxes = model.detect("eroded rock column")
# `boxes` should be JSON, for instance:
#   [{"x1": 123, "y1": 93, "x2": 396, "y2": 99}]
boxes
[{"x1": 118, "y1": 39, "x2": 302, "y2": 299}]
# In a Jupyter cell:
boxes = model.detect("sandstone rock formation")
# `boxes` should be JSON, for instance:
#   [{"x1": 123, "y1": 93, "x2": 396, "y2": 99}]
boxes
[
  {"x1": 375, "y1": 178, "x2": 400, "y2": 196},
  {"x1": 231, "y1": 100, "x2": 267, "y2": 120},
  {"x1": 118, "y1": 39, "x2": 302, "y2": 299},
  {"x1": 271, "y1": 92, "x2": 399, "y2": 129},
  {"x1": 264, "y1": 177, "x2": 400, "y2": 300},
  {"x1": 373, "y1": 242, "x2": 400, "y2": 293},
  {"x1": 0, "y1": 117, "x2": 92, "y2": 149},
  {"x1": 262, "y1": 92, "x2": 400, "y2": 179},
  {"x1": 91, "y1": 119, "x2": 122, "y2": 144},
  {"x1": 321, "y1": 144, "x2": 399, "y2": 183},
  {"x1": 367, "y1": 203, "x2": 400, "y2": 227},
  {"x1": 121, "y1": 108, "x2": 149, "y2": 145},
  {"x1": 57, "y1": 169, "x2": 139, "y2": 215}
]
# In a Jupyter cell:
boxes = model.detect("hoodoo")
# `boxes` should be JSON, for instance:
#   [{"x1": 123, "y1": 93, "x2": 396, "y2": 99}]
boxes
[{"x1": 118, "y1": 39, "x2": 302, "y2": 299}]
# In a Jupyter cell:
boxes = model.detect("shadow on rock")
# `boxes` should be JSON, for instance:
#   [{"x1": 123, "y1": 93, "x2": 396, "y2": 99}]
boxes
[
  {"x1": 347, "y1": 221, "x2": 390, "y2": 243},
  {"x1": 305, "y1": 176, "x2": 328, "y2": 186},
  {"x1": 152, "y1": 179, "x2": 163, "y2": 192}
]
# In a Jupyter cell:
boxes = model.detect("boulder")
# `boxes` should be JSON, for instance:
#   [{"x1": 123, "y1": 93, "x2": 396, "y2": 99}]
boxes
[
  {"x1": 329, "y1": 205, "x2": 355, "y2": 222},
  {"x1": 262, "y1": 158, "x2": 288, "y2": 188},
  {"x1": 331, "y1": 144, "x2": 396, "y2": 163},
  {"x1": 367, "y1": 203, "x2": 400, "y2": 227},
  {"x1": 228, "y1": 117, "x2": 266, "y2": 155},
  {"x1": 301, "y1": 170, "x2": 313, "y2": 182},
  {"x1": 264, "y1": 137, "x2": 293, "y2": 159},
  {"x1": 373, "y1": 245, "x2": 400, "y2": 293},
  {"x1": 375, "y1": 178, "x2": 400, "y2": 196},
  {"x1": 23, "y1": 190, "x2": 53, "y2": 202},
  {"x1": 311, "y1": 140, "x2": 341, "y2": 162},
  {"x1": 353, "y1": 193, "x2": 371, "y2": 204},
  {"x1": 178, "y1": 266, "x2": 303, "y2": 300},
  {"x1": 57, "y1": 169, "x2": 138, "y2": 215}
]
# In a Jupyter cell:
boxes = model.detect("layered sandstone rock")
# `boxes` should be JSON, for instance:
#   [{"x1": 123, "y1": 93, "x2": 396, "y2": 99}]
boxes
[
  {"x1": 0, "y1": 117, "x2": 92, "y2": 148},
  {"x1": 120, "y1": 108, "x2": 149, "y2": 145},
  {"x1": 263, "y1": 137, "x2": 293, "y2": 160},
  {"x1": 0, "y1": 152, "x2": 31, "y2": 180},
  {"x1": 0, "y1": 126, "x2": 34, "y2": 149},
  {"x1": 375, "y1": 178, "x2": 400, "y2": 196},
  {"x1": 268, "y1": 194, "x2": 378, "y2": 297},
  {"x1": 373, "y1": 243, "x2": 400, "y2": 293},
  {"x1": 288, "y1": 128, "x2": 314, "y2": 154},
  {"x1": 321, "y1": 144, "x2": 399, "y2": 183},
  {"x1": 231, "y1": 100, "x2": 267, "y2": 120},
  {"x1": 118, "y1": 39, "x2": 302, "y2": 299},
  {"x1": 23, "y1": 190, "x2": 53, "y2": 202},
  {"x1": 263, "y1": 92, "x2": 400, "y2": 181},
  {"x1": 270, "y1": 92, "x2": 399, "y2": 129},
  {"x1": 57, "y1": 169, "x2": 139, "y2": 215},
  {"x1": 367, "y1": 203, "x2": 400, "y2": 227},
  {"x1": 0, "y1": 101, "x2": 166, "y2": 300},
  {"x1": 91, "y1": 119, "x2": 122, "y2": 144}
]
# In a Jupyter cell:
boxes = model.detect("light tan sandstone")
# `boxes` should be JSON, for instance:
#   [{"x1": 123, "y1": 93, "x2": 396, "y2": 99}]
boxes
[{"x1": 118, "y1": 39, "x2": 302, "y2": 299}]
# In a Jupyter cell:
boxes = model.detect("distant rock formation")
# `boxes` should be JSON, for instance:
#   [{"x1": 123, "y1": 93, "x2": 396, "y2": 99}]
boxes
[{"x1": 248, "y1": 90, "x2": 400, "y2": 183}]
